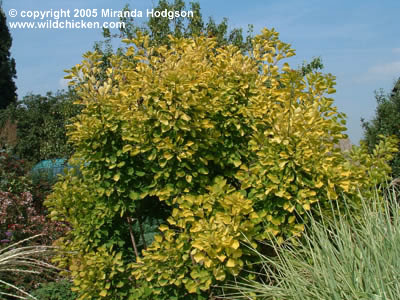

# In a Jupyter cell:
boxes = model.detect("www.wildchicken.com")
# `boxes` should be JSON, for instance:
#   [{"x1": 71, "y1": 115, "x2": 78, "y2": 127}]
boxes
[{"x1": 7, "y1": 8, "x2": 193, "y2": 30}]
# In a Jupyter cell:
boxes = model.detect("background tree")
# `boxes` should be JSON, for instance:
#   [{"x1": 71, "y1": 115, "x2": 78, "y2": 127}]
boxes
[
  {"x1": 0, "y1": 3, "x2": 17, "y2": 110},
  {"x1": 362, "y1": 78, "x2": 400, "y2": 177},
  {"x1": 0, "y1": 90, "x2": 79, "y2": 164},
  {"x1": 299, "y1": 56, "x2": 324, "y2": 76}
]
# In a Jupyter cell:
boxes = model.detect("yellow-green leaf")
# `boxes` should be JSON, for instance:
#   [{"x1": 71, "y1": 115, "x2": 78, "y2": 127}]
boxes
[{"x1": 226, "y1": 259, "x2": 236, "y2": 268}]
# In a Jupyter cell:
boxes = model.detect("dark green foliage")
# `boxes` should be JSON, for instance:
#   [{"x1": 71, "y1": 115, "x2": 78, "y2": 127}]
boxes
[
  {"x1": 30, "y1": 279, "x2": 77, "y2": 300},
  {"x1": 300, "y1": 56, "x2": 324, "y2": 76},
  {"x1": 0, "y1": 90, "x2": 80, "y2": 164},
  {"x1": 362, "y1": 78, "x2": 400, "y2": 177},
  {"x1": 0, "y1": 5, "x2": 17, "y2": 110},
  {"x1": 0, "y1": 147, "x2": 31, "y2": 193},
  {"x1": 147, "y1": 0, "x2": 253, "y2": 50}
]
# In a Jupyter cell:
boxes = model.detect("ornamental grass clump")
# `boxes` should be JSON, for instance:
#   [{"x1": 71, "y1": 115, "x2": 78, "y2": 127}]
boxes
[
  {"x1": 226, "y1": 187, "x2": 400, "y2": 300},
  {"x1": 0, "y1": 234, "x2": 58, "y2": 300}
]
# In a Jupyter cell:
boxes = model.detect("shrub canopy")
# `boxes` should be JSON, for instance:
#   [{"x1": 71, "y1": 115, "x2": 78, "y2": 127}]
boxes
[{"x1": 46, "y1": 29, "x2": 397, "y2": 299}]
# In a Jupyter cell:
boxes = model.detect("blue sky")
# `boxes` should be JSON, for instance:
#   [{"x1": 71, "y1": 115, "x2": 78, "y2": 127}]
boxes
[{"x1": 2, "y1": 0, "x2": 400, "y2": 143}]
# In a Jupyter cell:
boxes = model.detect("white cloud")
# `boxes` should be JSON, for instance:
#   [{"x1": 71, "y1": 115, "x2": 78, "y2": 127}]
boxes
[
  {"x1": 356, "y1": 61, "x2": 400, "y2": 83},
  {"x1": 368, "y1": 61, "x2": 400, "y2": 76},
  {"x1": 393, "y1": 48, "x2": 400, "y2": 54}
]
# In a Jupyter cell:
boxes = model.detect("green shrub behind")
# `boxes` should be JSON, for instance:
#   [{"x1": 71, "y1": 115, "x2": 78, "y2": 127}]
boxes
[{"x1": 31, "y1": 279, "x2": 77, "y2": 300}]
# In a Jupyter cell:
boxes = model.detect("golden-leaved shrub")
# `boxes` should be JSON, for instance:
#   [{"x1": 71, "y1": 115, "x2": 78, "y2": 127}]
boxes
[{"x1": 46, "y1": 29, "x2": 397, "y2": 299}]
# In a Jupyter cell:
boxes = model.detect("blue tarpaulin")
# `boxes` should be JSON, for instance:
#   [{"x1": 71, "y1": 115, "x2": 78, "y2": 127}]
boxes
[{"x1": 31, "y1": 158, "x2": 68, "y2": 182}]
